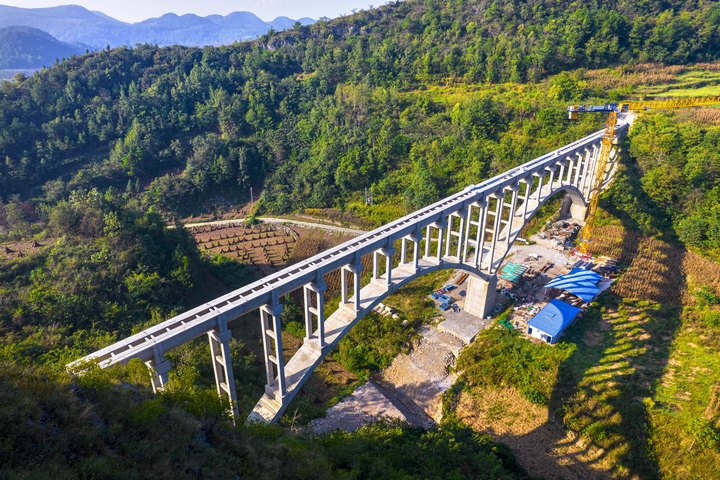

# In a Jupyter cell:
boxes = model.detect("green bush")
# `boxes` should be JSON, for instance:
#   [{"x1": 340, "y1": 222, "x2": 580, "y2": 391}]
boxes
[
  {"x1": 457, "y1": 327, "x2": 574, "y2": 405},
  {"x1": 689, "y1": 417, "x2": 720, "y2": 450}
]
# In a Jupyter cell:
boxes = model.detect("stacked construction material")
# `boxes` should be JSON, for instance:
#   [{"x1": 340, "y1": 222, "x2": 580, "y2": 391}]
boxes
[{"x1": 498, "y1": 262, "x2": 528, "y2": 283}]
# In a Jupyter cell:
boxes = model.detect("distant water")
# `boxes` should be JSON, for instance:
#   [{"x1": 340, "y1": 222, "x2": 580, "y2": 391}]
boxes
[{"x1": 0, "y1": 69, "x2": 39, "y2": 82}]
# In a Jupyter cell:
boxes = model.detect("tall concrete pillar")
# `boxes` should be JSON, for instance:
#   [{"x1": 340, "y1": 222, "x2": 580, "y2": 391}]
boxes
[
  {"x1": 570, "y1": 202, "x2": 588, "y2": 222},
  {"x1": 547, "y1": 167, "x2": 556, "y2": 191},
  {"x1": 464, "y1": 274, "x2": 497, "y2": 319},
  {"x1": 382, "y1": 244, "x2": 395, "y2": 288},
  {"x1": 436, "y1": 223, "x2": 445, "y2": 262},
  {"x1": 488, "y1": 193, "x2": 504, "y2": 272},
  {"x1": 566, "y1": 158, "x2": 575, "y2": 183},
  {"x1": 534, "y1": 172, "x2": 544, "y2": 203},
  {"x1": 505, "y1": 185, "x2": 519, "y2": 250},
  {"x1": 340, "y1": 267, "x2": 348, "y2": 305},
  {"x1": 474, "y1": 199, "x2": 488, "y2": 268},
  {"x1": 424, "y1": 225, "x2": 432, "y2": 257},
  {"x1": 455, "y1": 213, "x2": 465, "y2": 258},
  {"x1": 146, "y1": 357, "x2": 171, "y2": 393},
  {"x1": 260, "y1": 301, "x2": 285, "y2": 401},
  {"x1": 411, "y1": 228, "x2": 421, "y2": 272},
  {"x1": 304, "y1": 279, "x2": 326, "y2": 350},
  {"x1": 521, "y1": 179, "x2": 531, "y2": 220},
  {"x1": 351, "y1": 261, "x2": 363, "y2": 311},
  {"x1": 208, "y1": 327, "x2": 239, "y2": 419},
  {"x1": 462, "y1": 205, "x2": 474, "y2": 263},
  {"x1": 574, "y1": 152, "x2": 583, "y2": 186}
]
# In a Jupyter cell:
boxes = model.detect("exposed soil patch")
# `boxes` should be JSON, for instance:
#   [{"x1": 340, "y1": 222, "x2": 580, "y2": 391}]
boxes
[{"x1": 0, "y1": 238, "x2": 53, "y2": 259}]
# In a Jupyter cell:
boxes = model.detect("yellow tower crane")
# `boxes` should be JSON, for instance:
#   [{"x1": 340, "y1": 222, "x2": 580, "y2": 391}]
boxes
[{"x1": 567, "y1": 95, "x2": 720, "y2": 257}]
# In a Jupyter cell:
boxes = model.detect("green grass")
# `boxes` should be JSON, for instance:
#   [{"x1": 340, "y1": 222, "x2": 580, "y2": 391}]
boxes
[
  {"x1": 636, "y1": 69, "x2": 720, "y2": 97},
  {"x1": 457, "y1": 321, "x2": 575, "y2": 406},
  {"x1": 649, "y1": 306, "x2": 720, "y2": 477}
]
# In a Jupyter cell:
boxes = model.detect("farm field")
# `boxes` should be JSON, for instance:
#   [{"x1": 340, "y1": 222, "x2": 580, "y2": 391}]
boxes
[{"x1": 189, "y1": 222, "x2": 357, "y2": 278}]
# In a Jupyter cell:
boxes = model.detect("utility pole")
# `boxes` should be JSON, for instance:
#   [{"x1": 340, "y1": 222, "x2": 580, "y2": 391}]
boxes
[{"x1": 250, "y1": 186, "x2": 254, "y2": 206}]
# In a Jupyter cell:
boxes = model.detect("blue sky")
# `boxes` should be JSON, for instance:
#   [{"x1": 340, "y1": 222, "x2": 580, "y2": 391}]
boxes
[{"x1": 1, "y1": 1, "x2": 391, "y2": 22}]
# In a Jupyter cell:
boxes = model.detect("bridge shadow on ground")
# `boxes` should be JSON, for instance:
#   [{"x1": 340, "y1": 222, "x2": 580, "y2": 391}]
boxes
[{"x1": 459, "y1": 152, "x2": 685, "y2": 479}]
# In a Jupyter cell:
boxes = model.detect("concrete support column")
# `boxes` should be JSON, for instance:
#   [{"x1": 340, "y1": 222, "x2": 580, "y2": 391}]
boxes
[
  {"x1": 534, "y1": 172, "x2": 544, "y2": 203},
  {"x1": 424, "y1": 225, "x2": 432, "y2": 258},
  {"x1": 412, "y1": 235, "x2": 420, "y2": 271},
  {"x1": 547, "y1": 167, "x2": 557, "y2": 191},
  {"x1": 146, "y1": 352, "x2": 171, "y2": 394},
  {"x1": 585, "y1": 145, "x2": 600, "y2": 198},
  {"x1": 347, "y1": 261, "x2": 363, "y2": 311},
  {"x1": 566, "y1": 158, "x2": 575, "y2": 184},
  {"x1": 462, "y1": 204, "x2": 474, "y2": 263},
  {"x1": 208, "y1": 327, "x2": 239, "y2": 419},
  {"x1": 382, "y1": 243, "x2": 395, "y2": 288},
  {"x1": 505, "y1": 185, "x2": 519, "y2": 249},
  {"x1": 400, "y1": 237, "x2": 408, "y2": 265},
  {"x1": 558, "y1": 161, "x2": 566, "y2": 187},
  {"x1": 488, "y1": 193, "x2": 504, "y2": 273},
  {"x1": 372, "y1": 251, "x2": 380, "y2": 280},
  {"x1": 464, "y1": 274, "x2": 498, "y2": 319},
  {"x1": 521, "y1": 179, "x2": 532, "y2": 220},
  {"x1": 303, "y1": 279, "x2": 327, "y2": 351},
  {"x1": 340, "y1": 267, "x2": 348, "y2": 305},
  {"x1": 436, "y1": 222, "x2": 445, "y2": 262},
  {"x1": 570, "y1": 202, "x2": 588, "y2": 222},
  {"x1": 573, "y1": 152, "x2": 583, "y2": 187},
  {"x1": 579, "y1": 148, "x2": 592, "y2": 195},
  {"x1": 445, "y1": 216, "x2": 454, "y2": 257},
  {"x1": 260, "y1": 300, "x2": 285, "y2": 400},
  {"x1": 455, "y1": 213, "x2": 465, "y2": 258},
  {"x1": 474, "y1": 199, "x2": 488, "y2": 268}
]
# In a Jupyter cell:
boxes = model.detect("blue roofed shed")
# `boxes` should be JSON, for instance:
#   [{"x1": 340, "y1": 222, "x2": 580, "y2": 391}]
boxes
[
  {"x1": 527, "y1": 299, "x2": 582, "y2": 344},
  {"x1": 545, "y1": 268, "x2": 603, "y2": 303}
]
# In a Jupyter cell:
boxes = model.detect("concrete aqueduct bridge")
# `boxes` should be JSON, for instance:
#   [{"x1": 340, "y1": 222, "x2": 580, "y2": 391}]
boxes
[{"x1": 68, "y1": 122, "x2": 628, "y2": 423}]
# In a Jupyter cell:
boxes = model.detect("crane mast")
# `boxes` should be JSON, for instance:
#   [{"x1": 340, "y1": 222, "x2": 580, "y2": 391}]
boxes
[{"x1": 567, "y1": 95, "x2": 720, "y2": 257}]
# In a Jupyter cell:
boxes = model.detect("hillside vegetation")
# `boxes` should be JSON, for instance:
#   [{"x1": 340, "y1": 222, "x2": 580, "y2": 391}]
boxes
[
  {"x1": 0, "y1": 0, "x2": 718, "y2": 217},
  {"x1": 0, "y1": 1, "x2": 719, "y2": 478}
]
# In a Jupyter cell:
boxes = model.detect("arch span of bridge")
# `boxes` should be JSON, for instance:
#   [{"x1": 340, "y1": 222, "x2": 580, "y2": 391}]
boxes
[{"x1": 69, "y1": 122, "x2": 628, "y2": 423}]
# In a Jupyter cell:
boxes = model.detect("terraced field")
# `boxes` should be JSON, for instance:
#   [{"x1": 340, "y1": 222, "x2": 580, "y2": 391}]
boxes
[
  {"x1": 190, "y1": 222, "x2": 298, "y2": 276},
  {"x1": 190, "y1": 222, "x2": 360, "y2": 281}
]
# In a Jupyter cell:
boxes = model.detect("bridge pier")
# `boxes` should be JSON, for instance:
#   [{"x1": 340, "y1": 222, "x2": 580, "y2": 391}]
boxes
[
  {"x1": 340, "y1": 261, "x2": 364, "y2": 311},
  {"x1": 260, "y1": 301, "x2": 286, "y2": 403},
  {"x1": 487, "y1": 192, "x2": 505, "y2": 273},
  {"x1": 464, "y1": 274, "x2": 497, "y2": 319},
  {"x1": 304, "y1": 279, "x2": 327, "y2": 352},
  {"x1": 146, "y1": 357, "x2": 171, "y2": 393},
  {"x1": 570, "y1": 203, "x2": 588, "y2": 223},
  {"x1": 208, "y1": 327, "x2": 239, "y2": 419}
]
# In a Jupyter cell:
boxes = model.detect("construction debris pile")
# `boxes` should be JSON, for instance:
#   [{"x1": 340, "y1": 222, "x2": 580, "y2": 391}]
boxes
[{"x1": 532, "y1": 220, "x2": 581, "y2": 251}]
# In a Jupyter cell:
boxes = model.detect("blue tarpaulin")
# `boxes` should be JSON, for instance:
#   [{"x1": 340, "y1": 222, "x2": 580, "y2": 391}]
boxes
[
  {"x1": 545, "y1": 268, "x2": 602, "y2": 302},
  {"x1": 527, "y1": 299, "x2": 582, "y2": 343}
]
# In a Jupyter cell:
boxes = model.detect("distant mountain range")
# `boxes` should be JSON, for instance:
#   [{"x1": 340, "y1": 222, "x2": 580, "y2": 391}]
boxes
[
  {"x1": 0, "y1": 25, "x2": 87, "y2": 69},
  {"x1": 0, "y1": 4, "x2": 314, "y2": 50}
]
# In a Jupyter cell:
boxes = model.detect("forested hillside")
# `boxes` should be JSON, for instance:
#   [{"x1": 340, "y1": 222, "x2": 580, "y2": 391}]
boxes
[
  {"x1": 1, "y1": 1, "x2": 720, "y2": 478},
  {"x1": 0, "y1": 0, "x2": 718, "y2": 218}
]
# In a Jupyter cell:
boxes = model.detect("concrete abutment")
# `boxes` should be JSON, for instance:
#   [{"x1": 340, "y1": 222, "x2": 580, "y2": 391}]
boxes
[{"x1": 464, "y1": 274, "x2": 498, "y2": 319}]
